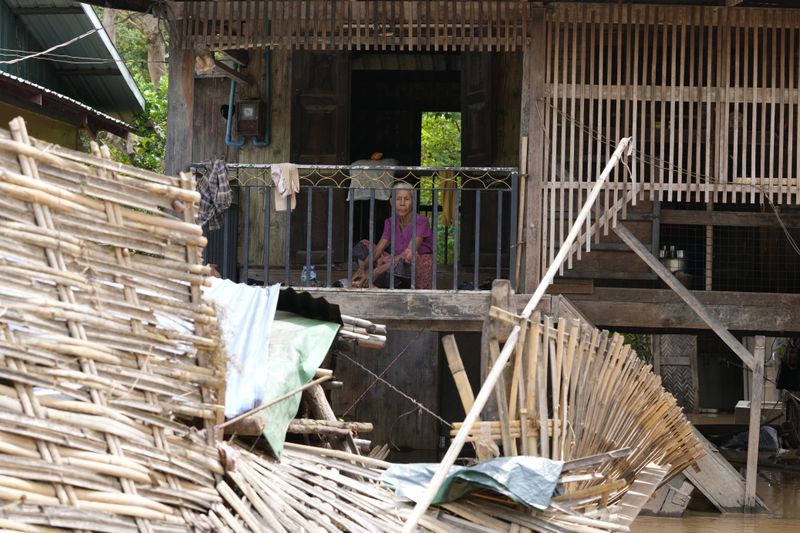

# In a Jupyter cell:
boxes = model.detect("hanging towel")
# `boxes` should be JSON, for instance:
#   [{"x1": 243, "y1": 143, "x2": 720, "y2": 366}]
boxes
[
  {"x1": 347, "y1": 158, "x2": 398, "y2": 201},
  {"x1": 271, "y1": 163, "x2": 300, "y2": 211},
  {"x1": 439, "y1": 170, "x2": 457, "y2": 227},
  {"x1": 197, "y1": 159, "x2": 231, "y2": 230}
]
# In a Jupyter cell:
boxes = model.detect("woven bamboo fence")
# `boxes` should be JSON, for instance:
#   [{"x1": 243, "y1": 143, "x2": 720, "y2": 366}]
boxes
[
  {"x1": 447, "y1": 312, "x2": 703, "y2": 511},
  {"x1": 0, "y1": 117, "x2": 227, "y2": 531}
]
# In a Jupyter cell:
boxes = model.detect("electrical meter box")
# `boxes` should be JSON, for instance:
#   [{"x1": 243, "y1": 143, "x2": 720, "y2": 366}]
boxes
[{"x1": 237, "y1": 100, "x2": 265, "y2": 137}]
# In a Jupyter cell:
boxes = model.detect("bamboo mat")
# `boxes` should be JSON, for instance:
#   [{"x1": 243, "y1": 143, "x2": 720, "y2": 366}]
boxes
[{"x1": 0, "y1": 118, "x2": 226, "y2": 531}]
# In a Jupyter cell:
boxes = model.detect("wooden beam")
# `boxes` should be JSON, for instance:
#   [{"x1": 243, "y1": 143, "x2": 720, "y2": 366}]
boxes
[
  {"x1": 523, "y1": 7, "x2": 546, "y2": 291},
  {"x1": 165, "y1": 19, "x2": 194, "y2": 175},
  {"x1": 78, "y1": 0, "x2": 153, "y2": 12},
  {"x1": 213, "y1": 59, "x2": 252, "y2": 86},
  {"x1": 613, "y1": 223, "x2": 755, "y2": 370},
  {"x1": 300, "y1": 288, "x2": 552, "y2": 331},
  {"x1": 570, "y1": 288, "x2": 800, "y2": 333},
  {"x1": 660, "y1": 208, "x2": 800, "y2": 228},
  {"x1": 442, "y1": 335, "x2": 475, "y2": 414},
  {"x1": 300, "y1": 286, "x2": 800, "y2": 333},
  {"x1": 220, "y1": 49, "x2": 250, "y2": 67},
  {"x1": 745, "y1": 336, "x2": 765, "y2": 511}
]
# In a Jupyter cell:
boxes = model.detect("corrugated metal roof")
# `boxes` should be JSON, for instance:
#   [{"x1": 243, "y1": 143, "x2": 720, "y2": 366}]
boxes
[
  {"x1": 0, "y1": 68, "x2": 134, "y2": 133},
  {"x1": 4, "y1": 0, "x2": 145, "y2": 118}
]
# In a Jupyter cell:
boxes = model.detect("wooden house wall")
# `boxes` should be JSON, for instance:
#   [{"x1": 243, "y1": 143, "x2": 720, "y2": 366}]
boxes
[
  {"x1": 0, "y1": 101, "x2": 79, "y2": 148},
  {"x1": 332, "y1": 330, "x2": 441, "y2": 463}
]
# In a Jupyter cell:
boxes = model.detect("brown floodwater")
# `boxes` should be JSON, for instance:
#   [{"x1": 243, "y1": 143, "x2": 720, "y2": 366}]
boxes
[{"x1": 632, "y1": 468, "x2": 800, "y2": 533}]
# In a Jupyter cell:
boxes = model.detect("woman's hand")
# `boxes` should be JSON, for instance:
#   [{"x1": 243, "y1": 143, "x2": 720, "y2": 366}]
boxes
[{"x1": 352, "y1": 268, "x2": 368, "y2": 288}]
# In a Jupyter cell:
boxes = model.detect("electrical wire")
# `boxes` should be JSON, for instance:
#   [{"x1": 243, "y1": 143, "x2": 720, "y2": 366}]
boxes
[
  {"x1": 0, "y1": 28, "x2": 98, "y2": 65},
  {"x1": 0, "y1": 47, "x2": 168, "y2": 65}
]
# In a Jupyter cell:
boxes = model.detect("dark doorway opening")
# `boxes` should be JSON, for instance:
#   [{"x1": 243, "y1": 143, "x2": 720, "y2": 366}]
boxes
[{"x1": 349, "y1": 57, "x2": 461, "y2": 242}]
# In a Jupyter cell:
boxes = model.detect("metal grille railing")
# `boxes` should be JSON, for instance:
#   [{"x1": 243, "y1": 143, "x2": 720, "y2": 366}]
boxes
[{"x1": 195, "y1": 164, "x2": 520, "y2": 291}]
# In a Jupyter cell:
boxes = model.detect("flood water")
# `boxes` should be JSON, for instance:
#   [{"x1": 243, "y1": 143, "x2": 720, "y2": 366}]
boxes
[{"x1": 632, "y1": 469, "x2": 800, "y2": 532}]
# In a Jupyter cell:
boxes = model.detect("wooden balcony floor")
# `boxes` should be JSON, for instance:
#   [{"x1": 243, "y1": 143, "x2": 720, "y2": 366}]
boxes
[{"x1": 300, "y1": 287, "x2": 800, "y2": 334}]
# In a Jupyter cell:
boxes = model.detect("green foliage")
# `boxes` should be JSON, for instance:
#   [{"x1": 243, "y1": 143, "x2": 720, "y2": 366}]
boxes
[
  {"x1": 129, "y1": 73, "x2": 168, "y2": 172},
  {"x1": 114, "y1": 18, "x2": 150, "y2": 82},
  {"x1": 421, "y1": 112, "x2": 461, "y2": 167},
  {"x1": 94, "y1": 10, "x2": 168, "y2": 173},
  {"x1": 420, "y1": 112, "x2": 461, "y2": 264},
  {"x1": 623, "y1": 333, "x2": 652, "y2": 364}
]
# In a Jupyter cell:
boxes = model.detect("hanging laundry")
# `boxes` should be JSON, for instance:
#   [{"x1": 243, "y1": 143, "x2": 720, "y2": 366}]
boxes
[
  {"x1": 347, "y1": 153, "x2": 399, "y2": 201},
  {"x1": 197, "y1": 158, "x2": 231, "y2": 230},
  {"x1": 439, "y1": 170, "x2": 457, "y2": 227},
  {"x1": 271, "y1": 162, "x2": 300, "y2": 211}
]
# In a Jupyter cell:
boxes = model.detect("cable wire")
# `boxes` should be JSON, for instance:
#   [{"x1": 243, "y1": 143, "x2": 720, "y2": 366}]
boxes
[
  {"x1": 0, "y1": 28, "x2": 98, "y2": 66},
  {"x1": 338, "y1": 350, "x2": 452, "y2": 428}
]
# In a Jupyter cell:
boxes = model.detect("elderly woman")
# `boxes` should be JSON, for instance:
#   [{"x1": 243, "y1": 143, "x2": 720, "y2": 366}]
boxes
[{"x1": 352, "y1": 182, "x2": 434, "y2": 289}]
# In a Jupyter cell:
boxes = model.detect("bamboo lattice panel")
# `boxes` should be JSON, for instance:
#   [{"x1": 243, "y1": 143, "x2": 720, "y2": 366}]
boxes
[
  {"x1": 0, "y1": 118, "x2": 226, "y2": 531},
  {"x1": 453, "y1": 314, "x2": 702, "y2": 494},
  {"x1": 541, "y1": 3, "x2": 800, "y2": 274},
  {"x1": 180, "y1": 0, "x2": 533, "y2": 51}
]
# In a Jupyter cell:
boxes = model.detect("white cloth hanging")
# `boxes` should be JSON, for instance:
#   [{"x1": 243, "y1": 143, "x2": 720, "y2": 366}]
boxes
[{"x1": 271, "y1": 163, "x2": 300, "y2": 211}]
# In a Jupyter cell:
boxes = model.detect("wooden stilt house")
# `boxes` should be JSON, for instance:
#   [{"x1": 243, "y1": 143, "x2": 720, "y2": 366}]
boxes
[{"x1": 96, "y1": 0, "x2": 800, "y2": 465}]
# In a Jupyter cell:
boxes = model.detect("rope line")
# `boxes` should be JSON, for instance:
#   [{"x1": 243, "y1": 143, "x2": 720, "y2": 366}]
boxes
[
  {"x1": 340, "y1": 332, "x2": 422, "y2": 418},
  {"x1": 338, "y1": 351, "x2": 452, "y2": 428}
]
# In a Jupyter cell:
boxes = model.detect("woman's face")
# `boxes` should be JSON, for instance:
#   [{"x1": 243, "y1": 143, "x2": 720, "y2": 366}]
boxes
[{"x1": 394, "y1": 189, "x2": 412, "y2": 217}]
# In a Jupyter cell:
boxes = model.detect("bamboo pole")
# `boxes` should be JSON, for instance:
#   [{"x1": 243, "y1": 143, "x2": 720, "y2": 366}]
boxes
[
  {"x1": 401, "y1": 137, "x2": 632, "y2": 532},
  {"x1": 216, "y1": 375, "x2": 332, "y2": 430}
]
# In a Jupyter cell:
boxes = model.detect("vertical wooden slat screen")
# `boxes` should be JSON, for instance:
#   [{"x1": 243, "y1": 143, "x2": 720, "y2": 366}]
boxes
[
  {"x1": 182, "y1": 1, "x2": 533, "y2": 52},
  {"x1": 539, "y1": 4, "x2": 800, "y2": 275},
  {"x1": 178, "y1": 2, "x2": 800, "y2": 271}
]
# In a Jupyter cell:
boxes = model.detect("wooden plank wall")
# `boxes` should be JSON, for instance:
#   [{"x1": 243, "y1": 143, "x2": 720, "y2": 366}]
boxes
[
  {"x1": 541, "y1": 4, "x2": 800, "y2": 276},
  {"x1": 331, "y1": 330, "x2": 441, "y2": 463},
  {"x1": 180, "y1": 1, "x2": 532, "y2": 52},
  {"x1": 236, "y1": 49, "x2": 294, "y2": 273}
]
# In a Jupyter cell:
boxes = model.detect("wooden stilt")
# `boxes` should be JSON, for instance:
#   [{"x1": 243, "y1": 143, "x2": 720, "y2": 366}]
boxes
[{"x1": 745, "y1": 336, "x2": 765, "y2": 511}]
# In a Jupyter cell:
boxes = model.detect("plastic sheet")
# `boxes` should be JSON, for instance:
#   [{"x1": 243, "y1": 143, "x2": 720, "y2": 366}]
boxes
[
  {"x1": 204, "y1": 279, "x2": 340, "y2": 456},
  {"x1": 381, "y1": 456, "x2": 564, "y2": 510}
]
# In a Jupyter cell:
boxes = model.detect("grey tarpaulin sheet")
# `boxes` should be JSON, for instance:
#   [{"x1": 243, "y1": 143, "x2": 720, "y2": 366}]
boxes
[{"x1": 380, "y1": 456, "x2": 564, "y2": 510}]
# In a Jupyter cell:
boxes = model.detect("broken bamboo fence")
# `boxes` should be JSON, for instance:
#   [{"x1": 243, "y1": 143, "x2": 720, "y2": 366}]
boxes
[
  {"x1": 0, "y1": 118, "x2": 227, "y2": 531},
  {"x1": 0, "y1": 122, "x2": 686, "y2": 531}
]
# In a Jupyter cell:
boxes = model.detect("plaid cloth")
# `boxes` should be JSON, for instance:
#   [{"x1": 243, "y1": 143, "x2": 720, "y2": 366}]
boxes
[{"x1": 197, "y1": 159, "x2": 231, "y2": 230}]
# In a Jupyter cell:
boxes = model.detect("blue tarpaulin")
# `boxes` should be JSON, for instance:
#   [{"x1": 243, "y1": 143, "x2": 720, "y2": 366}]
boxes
[{"x1": 380, "y1": 456, "x2": 564, "y2": 510}]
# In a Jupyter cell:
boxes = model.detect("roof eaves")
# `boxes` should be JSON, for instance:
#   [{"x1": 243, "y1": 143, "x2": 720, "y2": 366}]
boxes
[
  {"x1": 0, "y1": 69, "x2": 134, "y2": 136},
  {"x1": 80, "y1": 3, "x2": 145, "y2": 114}
]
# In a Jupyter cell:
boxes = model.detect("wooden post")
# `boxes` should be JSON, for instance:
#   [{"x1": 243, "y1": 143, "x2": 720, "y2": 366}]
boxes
[
  {"x1": 165, "y1": 19, "x2": 195, "y2": 176},
  {"x1": 745, "y1": 335, "x2": 765, "y2": 511},
  {"x1": 522, "y1": 7, "x2": 546, "y2": 292},
  {"x1": 443, "y1": 335, "x2": 475, "y2": 414},
  {"x1": 613, "y1": 223, "x2": 755, "y2": 370},
  {"x1": 480, "y1": 280, "x2": 514, "y2": 423}
]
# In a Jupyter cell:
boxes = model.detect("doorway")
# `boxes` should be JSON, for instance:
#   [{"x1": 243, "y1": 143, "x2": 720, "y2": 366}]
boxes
[{"x1": 349, "y1": 55, "x2": 461, "y2": 242}]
